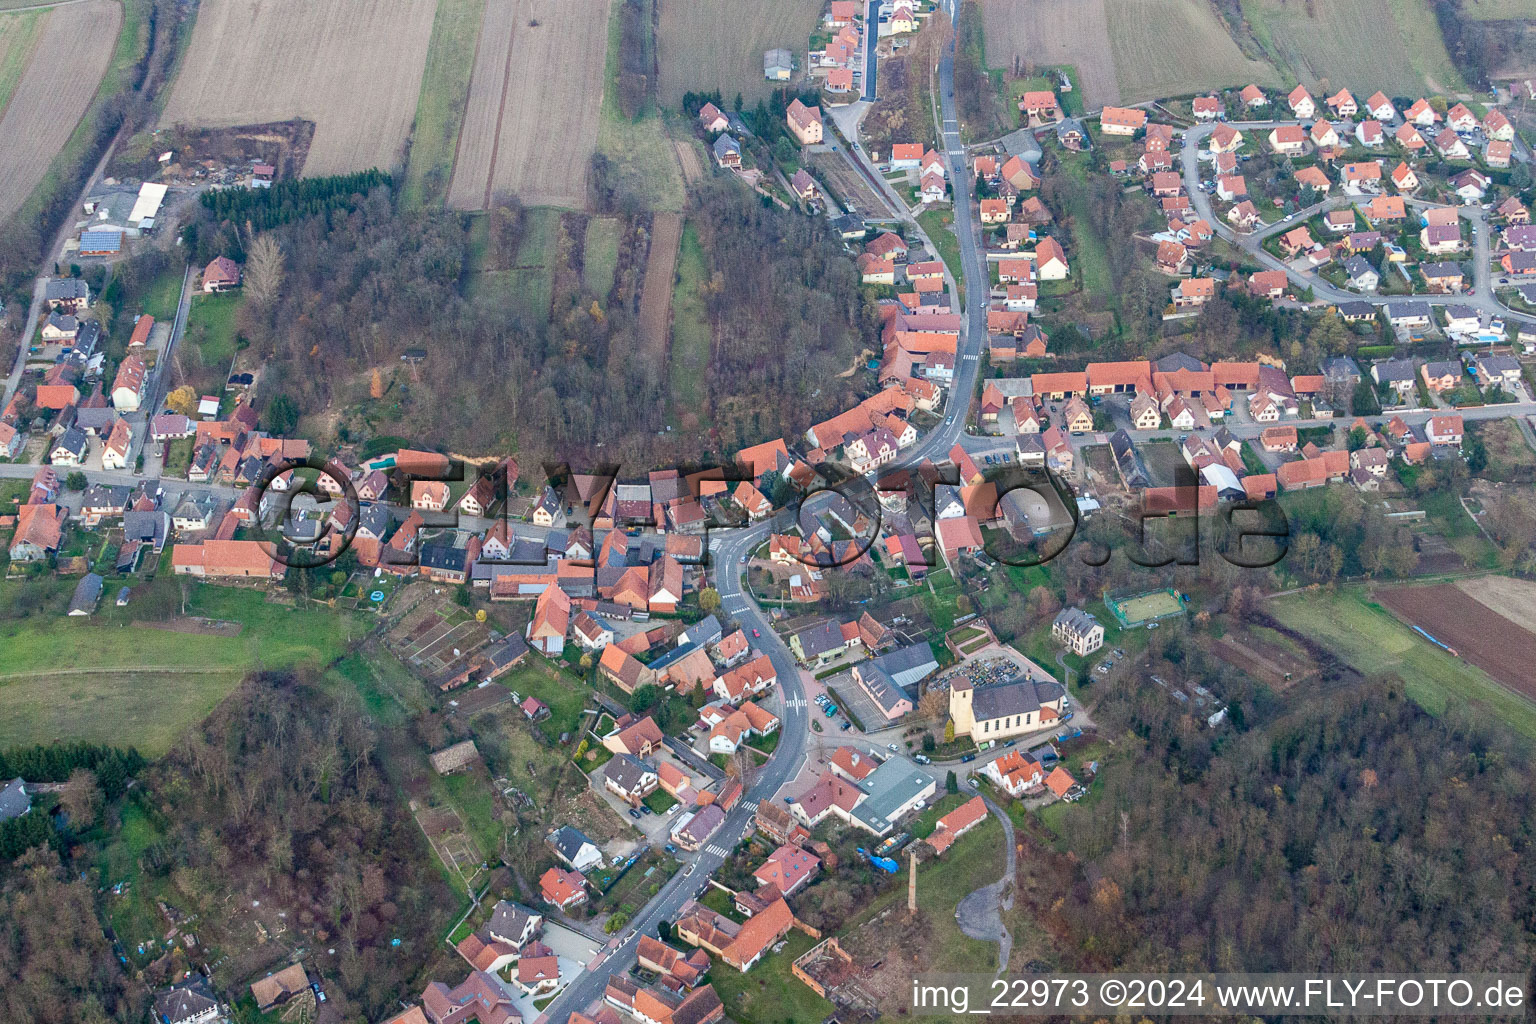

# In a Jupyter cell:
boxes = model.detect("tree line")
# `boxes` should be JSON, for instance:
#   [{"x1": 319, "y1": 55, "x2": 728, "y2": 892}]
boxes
[
  {"x1": 197, "y1": 169, "x2": 390, "y2": 236},
  {"x1": 0, "y1": 743, "x2": 145, "y2": 799}
]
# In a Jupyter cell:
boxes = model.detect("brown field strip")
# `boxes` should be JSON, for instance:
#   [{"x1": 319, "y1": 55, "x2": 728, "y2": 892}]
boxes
[
  {"x1": 636, "y1": 211, "x2": 682, "y2": 364},
  {"x1": 1374, "y1": 583, "x2": 1536, "y2": 704},
  {"x1": 658, "y1": 0, "x2": 823, "y2": 106},
  {"x1": 447, "y1": 0, "x2": 608, "y2": 210},
  {"x1": 1105, "y1": 0, "x2": 1279, "y2": 103},
  {"x1": 982, "y1": 0, "x2": 1120, "y2": 109},
  {"x1": 1455, "y1": 576, "x2": 1536, "y2": 636},
  {"x1": 160, "y1": 0, "x2": 436, "y2": 177},
  {"x1": 0, "y1": 0, "x2": 119, "y2": 223}
]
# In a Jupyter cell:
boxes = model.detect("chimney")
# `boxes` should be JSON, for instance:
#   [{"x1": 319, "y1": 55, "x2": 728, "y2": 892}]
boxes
[{"x1": 908, "y1": 850, "x2": 918, "y2": 916}]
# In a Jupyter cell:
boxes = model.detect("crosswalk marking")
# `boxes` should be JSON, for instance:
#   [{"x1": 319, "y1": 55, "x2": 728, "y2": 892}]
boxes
[
  {"x1": 704, "y1": 843, "x2": 732, "y2": 858},
  {"x1": 785, "y1": 698, "x2": 807, "y2": 709}
]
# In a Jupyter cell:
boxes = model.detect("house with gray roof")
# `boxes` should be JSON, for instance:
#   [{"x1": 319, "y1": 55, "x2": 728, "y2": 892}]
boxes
[
  {"x1": 486, "y1": 900, "x2": 543, "y2": 948},
  {"x1": 712, "y1": 134, "x2": 742, "y2": 169},
  {"x1": 844, "y1": 758, "x2": 937, "y2": 836},
  {"x1": 0, "y1": 779, "x2": 29, "y2": 821},
  {"x1": 603, "y1": 754, "x2": 659, "y2": 807},
  {"x1": 1371, "y1": 358, "x2": 1417, "y2": 399},
  {"x1": 860, "y1": 642, "x2": 937, "y2": 695},
  {"x1": 548, "y1": 825, "x2": 603, "y2": 872},
  {"x1": 68, "y1": 573, "x2": 104, "y2": 616},
  {"x1": 152, "y1": 980, "x2": 220, "y2": 1024}
]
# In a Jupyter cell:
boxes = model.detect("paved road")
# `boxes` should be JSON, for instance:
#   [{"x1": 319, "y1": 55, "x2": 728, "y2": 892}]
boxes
[
  {"x1": 2, "y1": 126, "x2": 127, "y2": 411},
  {"x1": 1179, "y1": 119, "x2": 1536, "y2": 326},
  {"x1": 861, "y1": 0, "x2": 878, "y2": 101},
  {"x1": 954, "y1": 795, "x2": 1015, "y2": 973},
  {"x1": 538, "y1": 6, "x2": 986, "y2": 1020}
]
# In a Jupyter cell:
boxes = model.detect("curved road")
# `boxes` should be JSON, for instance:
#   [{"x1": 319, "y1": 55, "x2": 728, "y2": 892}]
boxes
[
  {"x1": 1179, "y1": 119, "x2": 1535, "y2": 326},
  {"x1": 538, "y1": 7, "x2": 984, "y2": 1022}
]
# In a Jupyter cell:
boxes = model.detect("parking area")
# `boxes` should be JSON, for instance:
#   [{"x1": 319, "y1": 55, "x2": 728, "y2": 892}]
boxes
[{"x1": 821, "y1": 668, "x2": 885, "y2": 735}]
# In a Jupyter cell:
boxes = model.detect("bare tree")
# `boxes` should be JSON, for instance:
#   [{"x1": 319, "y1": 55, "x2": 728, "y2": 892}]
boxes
[{"x1": 245, "y1": 233, "x2": 286, "y2": 308}]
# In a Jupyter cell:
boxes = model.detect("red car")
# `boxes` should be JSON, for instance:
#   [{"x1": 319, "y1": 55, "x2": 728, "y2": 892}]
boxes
[{"x1": 752, "y1": 629, "x2": 760, "y2": 637}]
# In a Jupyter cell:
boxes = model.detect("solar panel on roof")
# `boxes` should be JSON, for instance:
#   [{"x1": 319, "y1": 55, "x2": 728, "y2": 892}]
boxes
[{"x1": 80, "y1": 231, "x2": 122, "y2": 252}]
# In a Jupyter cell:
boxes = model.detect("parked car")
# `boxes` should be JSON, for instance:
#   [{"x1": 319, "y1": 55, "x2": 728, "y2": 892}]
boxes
[
  {"x1": 887, "y1": 742, "x2": 899, "y2": 751},
  {"x1": 969, "y1": 777, "x2": 980, "y2": 788},
  {"x1": 641, "y1": 805, "x2": 653, "y2": 815},
  {"x1": 914, "y1": 754, "x2": 931, "y2": 764},
  {"x1": 840, "y1": 721, "x2": 852, "y2": 730},
  {"x1": 752, "y1": 629, "x2": 760, "y2": 637},
  {"x1": 628, "y1": 809, "x2": 642, "y2": 820},
  {"x1": 961, "y1": 753, "x2": 976, "y2": 763},
  {"x1": 664, "y1": 843, "x2": 677, "y2": 854}
]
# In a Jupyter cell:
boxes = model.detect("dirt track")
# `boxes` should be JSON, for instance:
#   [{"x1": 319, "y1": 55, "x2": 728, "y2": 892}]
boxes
[
  {"x1": 1375, "y1": 584, "x2": 1536, "y2": 702},
  {"x1": 447, "y1": 0, "x2": 608, "y2": 210},
  {"x1": 160, "y1": 0, "x2": 435, "y2": 177},
  {"x1": 635, "y1": 211, "x2": 681, "y2": 364},
  {"x1": 0, "y1": 0, "x2": 119, "y2": 222}
]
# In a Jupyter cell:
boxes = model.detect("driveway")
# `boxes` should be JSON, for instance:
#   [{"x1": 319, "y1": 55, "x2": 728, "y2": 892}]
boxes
[{"x1": 953, "y1": 795, "x2": 1015, "y2": 973}]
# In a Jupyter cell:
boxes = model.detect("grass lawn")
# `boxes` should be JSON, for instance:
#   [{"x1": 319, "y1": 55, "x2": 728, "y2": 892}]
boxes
[
  {"x1": 0, "y1": 9, "x2": 43, "y2": 113},
  {"x1": 708, "y1": 929, "x2": 835, "y2": 1024},
  {"x1": 594, "y1": 0, "x2": 685, "y2": 213},
  {"x1": 843, "y1": 816, "x2": 1004, "y2": 975},
  {"x1": 1269, "y1": 587, "x2": 1536, "y2": 743},
  {"x1": 401, "y1": 0, "x2": 486, "y2": 208},
  {"x1": 185, "y1": 292, "x2": 243, "y2": 370},
  {"x1": 470, "y1": 207, "x2": 560, "y2": 320},
  {"x1": 0, "y1": 584, "x2": 362, "y2": 756},
  {"x1": 920, "y1": 570, "x2": 966, "y2": 631},
  {"x1": 1054, "y1": 153, "x2": 1113, "y2": 300},
  {"x1": 669, "y1": 221, "x2": 711, "y2": 420},
  {"x1": 642, "y1": 788, "x2": 677, "y2": 814},
  {"x1": 139, "y1": 261, "x2": 187, "y2": 322},
  {"x1": 915, "y1": 206, "x2": 964, "y2": 302},
  {"x1": 583, "y1": 215, "x2": 622, "y2": 298},
  {"x1": 500, "y1": 659, "x2": 590, "y2": 743}
]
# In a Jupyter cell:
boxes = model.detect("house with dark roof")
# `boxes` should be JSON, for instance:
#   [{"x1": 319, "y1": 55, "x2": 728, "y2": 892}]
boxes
[
  {"x1": 949, "y1": 670, "x2": 1066, "y2": 744},
  {"x1": 0, "y1": 779, "x2": 29, "y2": 822},
  {"x1": 152, "y1": 980, "x2": 220, "y2": 1024},
  {"x1": 548, "y1": 825, "x2": 604, "y2": 872},
  {"x1": 603, "y1": 754, "x2": 659, "y2": 807},
  {"x1": 68, "y1": 573, "x2": 104, "y2": 616}
]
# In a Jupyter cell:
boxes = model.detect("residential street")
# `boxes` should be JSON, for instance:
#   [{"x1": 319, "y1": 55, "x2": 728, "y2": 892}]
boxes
[
  {"x1": 538, "y1": 7, "x2": 987, "y2": 1020},
  {"x1": 1179, "y1": 119, "x2": 1534, "y2": 326}
]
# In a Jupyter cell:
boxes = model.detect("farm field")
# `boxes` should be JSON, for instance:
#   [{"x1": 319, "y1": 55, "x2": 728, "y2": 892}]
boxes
[
  {"x1": 1455, "y1": 576, "x2": 1536, "y2": 635},
  {"x1": 0, "y1": 0, "x2": 120, "y2": 224},
  {"x1": 160, "y1": 0, "x2": 436, "y2": 178},
  {"x1": 1375, "y1": 582, "x2": 1536, "y2": 703},
  {"x1": 447, "y1": 0, "x2": 609, "y2": 210},
  {"x1": 637, "y1": 211, "x2": 683, "y2": 370},
  {"x1": 657, "y1": 0, "x2": 822, "y2": 106},
  {"x1": 401, "y1": 0, "x2": 488, "y2": 207},
  {"x1": 1239, "y1": 0, "x2": 1463, "y2": 95},
  {"x1": 0, "y1": 8, "x2": 43, "y2": 115},
  {"x1": 1457, "y1": 0, "x2": 1533, "y2": 16},
  {"x1": 1105, "y1": 0, "x2": 1280, "y2": 102},
  {"x1": 982, "y1": 0, "x2": 1121, "y2": 109},
  {"x1": 1270, "y1": 587, "x2": 1536, "y2": 743},
  {"x1": 0, "y1": 585, "x2": 361, "y2": 756}
]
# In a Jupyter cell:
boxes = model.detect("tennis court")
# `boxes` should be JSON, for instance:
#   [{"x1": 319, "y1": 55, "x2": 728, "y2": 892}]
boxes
[{"x1": 1107, "y1": 588, "x2": 1186, "y2": 627}]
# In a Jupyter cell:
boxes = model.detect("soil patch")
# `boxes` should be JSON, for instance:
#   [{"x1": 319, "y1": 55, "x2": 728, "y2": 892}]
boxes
[{"x1": 1374, "y1": 583, "x2": 1536, "y2": 702}]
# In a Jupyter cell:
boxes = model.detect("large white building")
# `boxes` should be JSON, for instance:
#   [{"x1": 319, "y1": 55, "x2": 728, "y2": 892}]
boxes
[{"x1": 1051, "y1": 607, "x2": 1104, "y2": 657}]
